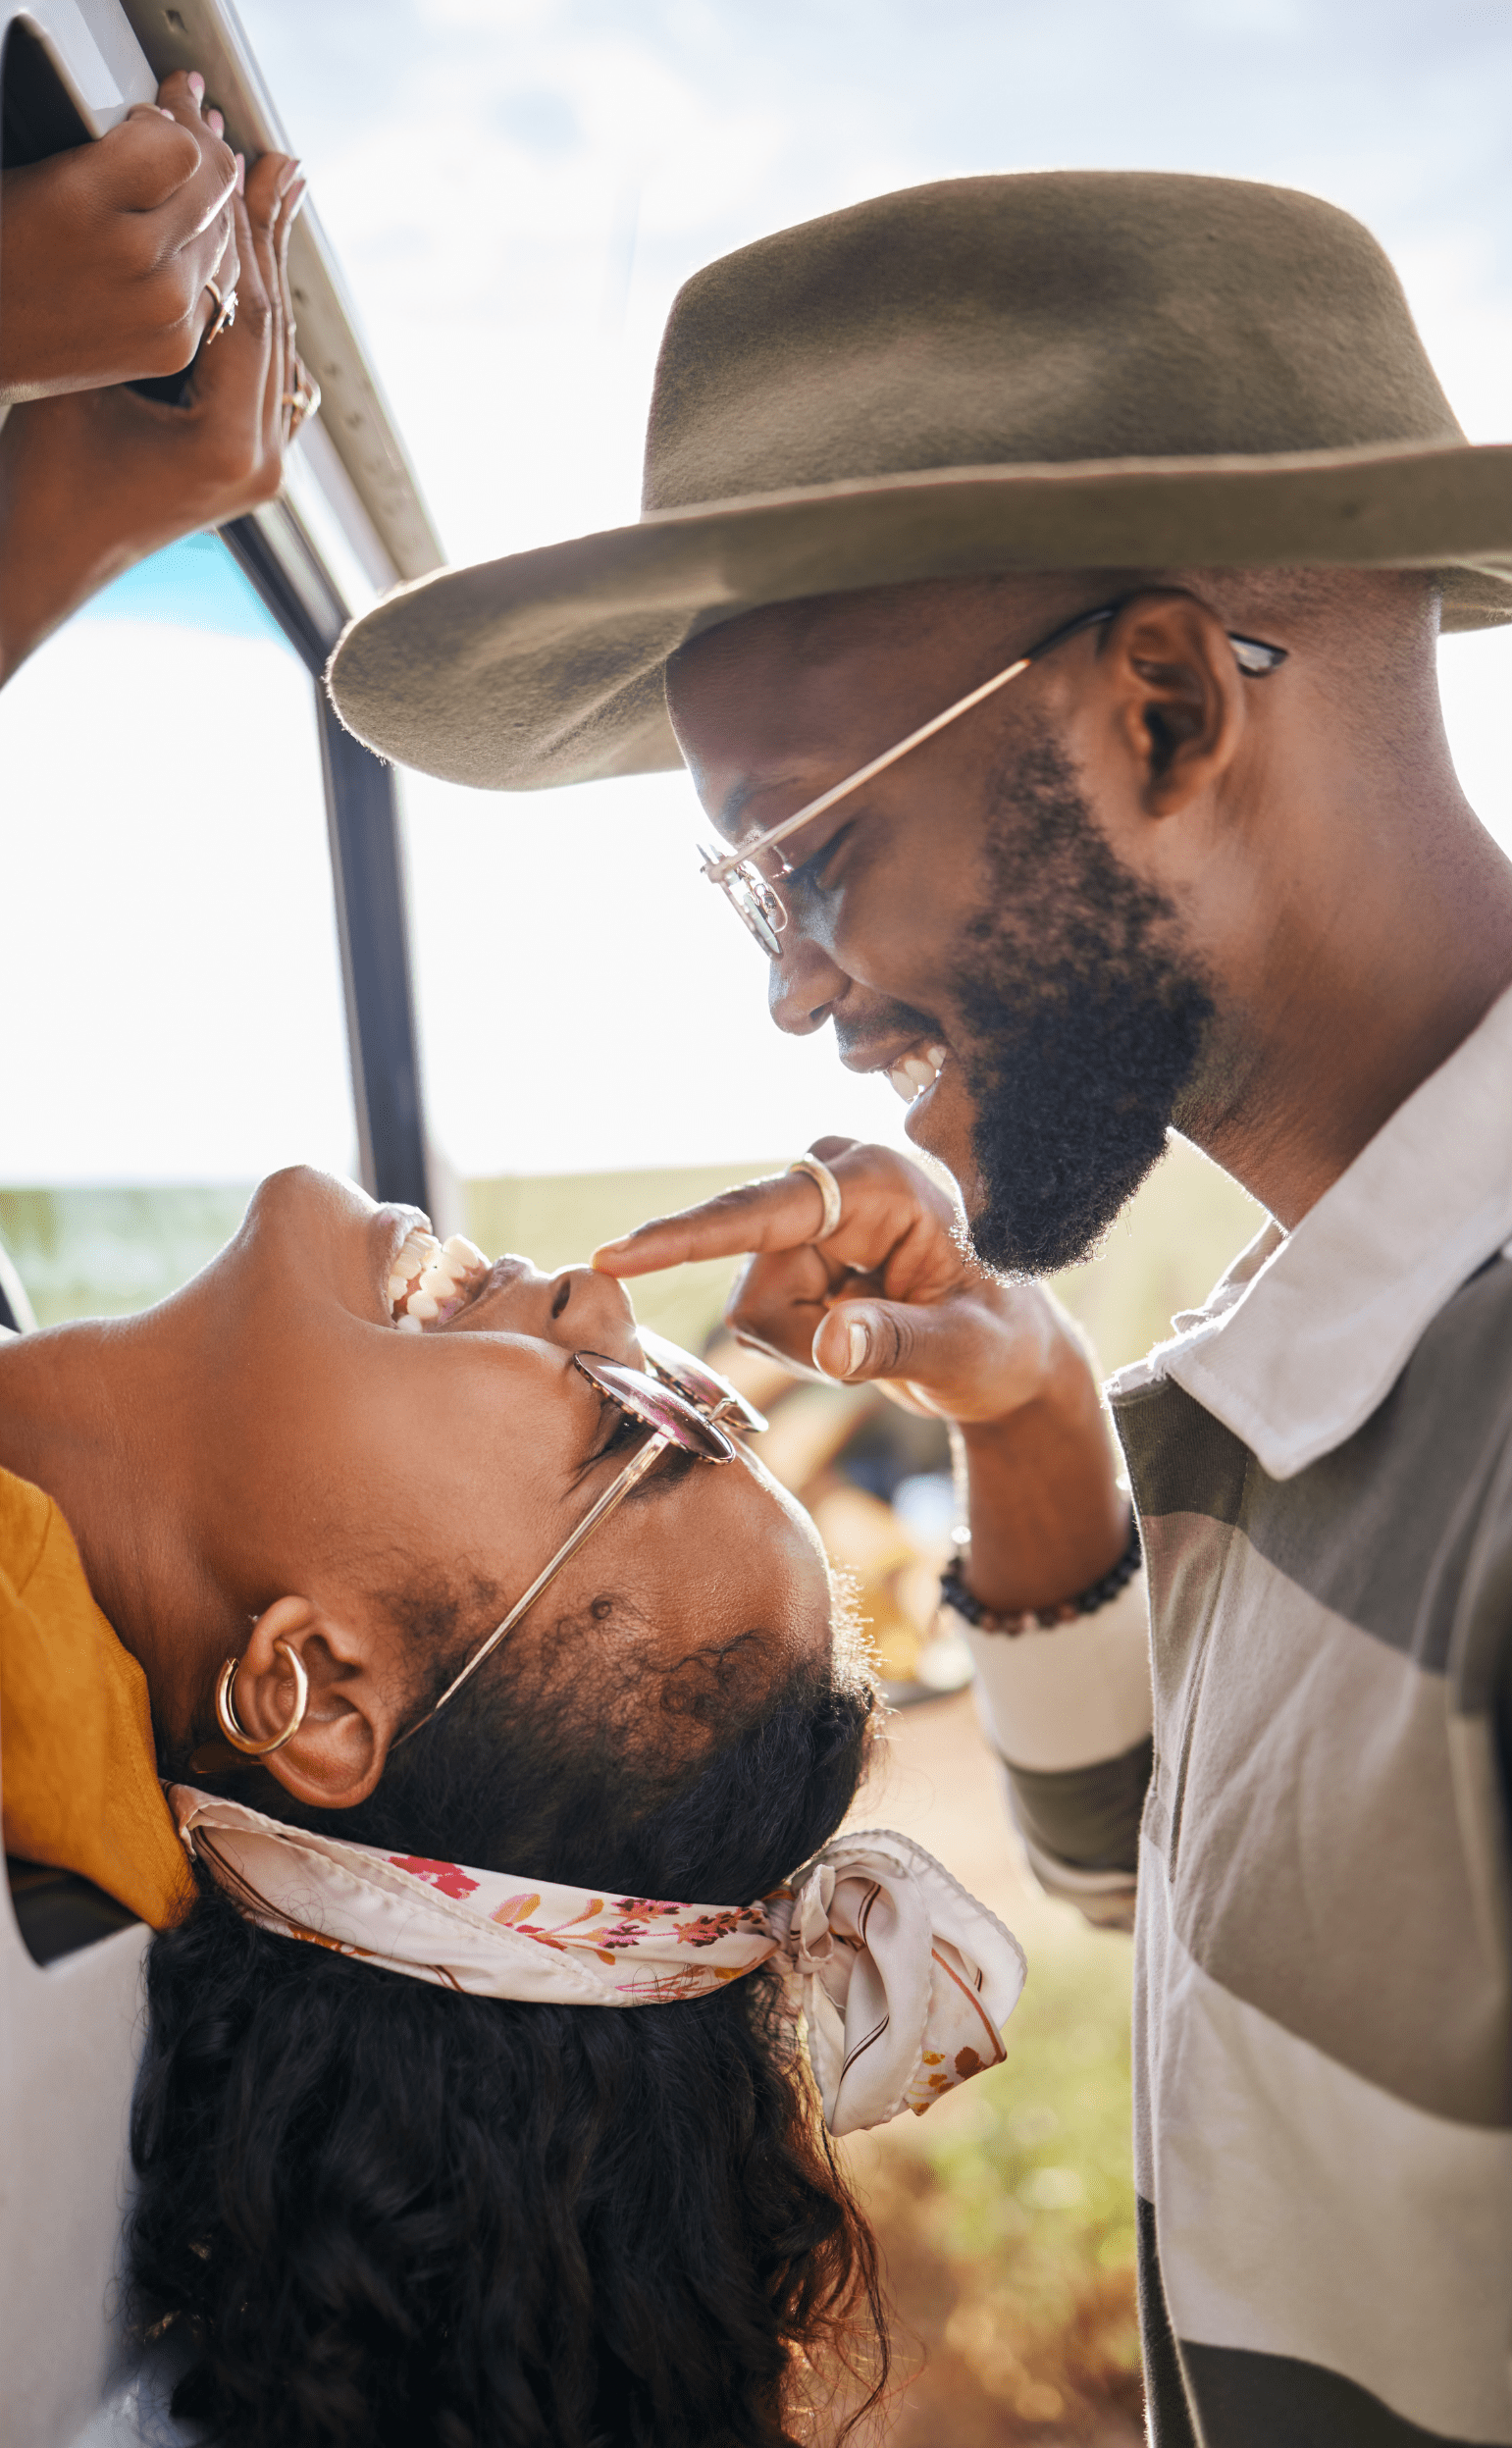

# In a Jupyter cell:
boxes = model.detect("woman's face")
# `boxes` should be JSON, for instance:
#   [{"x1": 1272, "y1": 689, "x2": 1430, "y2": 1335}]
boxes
[{"x1": 176, "y1": 1168, "x2": 834, "y2": 1734}]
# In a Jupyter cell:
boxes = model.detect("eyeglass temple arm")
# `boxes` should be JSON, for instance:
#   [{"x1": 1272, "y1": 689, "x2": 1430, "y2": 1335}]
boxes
[
  {"x1": 701, "y1": 647, "x2": 1039, "y2": 886},
  {"x1": 392, "y1": 1432, "x2": 671, "y2": 1745},
  {"x1": 701, "y1": 604, "x2": 1284, "y2": 886}
]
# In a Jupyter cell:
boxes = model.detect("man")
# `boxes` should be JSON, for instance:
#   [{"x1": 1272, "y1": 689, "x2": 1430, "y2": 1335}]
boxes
[{"x1": 329, "y1": 174, "x2": 1512, "y2": 2446}]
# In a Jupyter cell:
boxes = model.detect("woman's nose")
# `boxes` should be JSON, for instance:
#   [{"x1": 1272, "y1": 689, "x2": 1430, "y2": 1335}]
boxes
[
  {"x1": 767, "y1": 929, "x2": 850, "y2": 1036},
  {"x1": 547, "y1": 1264, "x2": 640, "y2": 1353}
]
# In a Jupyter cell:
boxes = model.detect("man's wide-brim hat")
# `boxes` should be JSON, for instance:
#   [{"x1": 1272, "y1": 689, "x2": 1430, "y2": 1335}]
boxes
[{"x1": 328, "y1": 172, "x2": 1512, "y2": 792}]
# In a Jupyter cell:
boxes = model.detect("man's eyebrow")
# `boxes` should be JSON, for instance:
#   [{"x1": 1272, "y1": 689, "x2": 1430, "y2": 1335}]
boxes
[{"x1": 716, "y1": 773, "x2": 805, "y2": 838}]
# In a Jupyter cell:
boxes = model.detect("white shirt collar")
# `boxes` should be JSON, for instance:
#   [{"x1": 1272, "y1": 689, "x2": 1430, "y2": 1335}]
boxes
[{"x1": 1109, "y1": 981, "x2": 1512, "y2": 1482}]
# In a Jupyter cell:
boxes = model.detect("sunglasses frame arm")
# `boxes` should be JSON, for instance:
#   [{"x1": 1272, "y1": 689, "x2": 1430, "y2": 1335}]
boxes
[{"x1": 392, "y1": 1432, "x2": 671, "y2": 1747}]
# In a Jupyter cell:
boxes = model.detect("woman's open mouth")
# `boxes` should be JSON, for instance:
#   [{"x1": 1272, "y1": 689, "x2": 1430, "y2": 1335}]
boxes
[{"x1": 386, "y1": 1226, "x2": 491, "y2": 1330}]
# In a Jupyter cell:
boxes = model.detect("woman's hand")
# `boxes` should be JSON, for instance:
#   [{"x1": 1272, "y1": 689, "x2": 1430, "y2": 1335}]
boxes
[
  {"x1": 0, "y1": 71, "x2": 240, "y2": 401},
  {"x1": 0, "y1": 144, "x2": 312, "y2": 685},
  {"x1": 596, "y1": 1136, "x2": 1080, "y2": 1426},
  {"x1": 596, "y1": 1137, "x2": 1129, "y2": 1615}
]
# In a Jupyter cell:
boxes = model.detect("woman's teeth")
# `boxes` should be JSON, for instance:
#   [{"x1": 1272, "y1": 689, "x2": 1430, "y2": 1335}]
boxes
[
  {"x1": 388, "y1": 1229, "x2": 489, "y2": 1332},
  {"x1": 887, "y1": 1043, "x2": 949, "y2": 1104}
]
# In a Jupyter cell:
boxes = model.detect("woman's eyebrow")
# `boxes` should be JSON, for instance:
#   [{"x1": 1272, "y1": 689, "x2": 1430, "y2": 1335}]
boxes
[
  {"x1": 567, "y1": 1414, "x2": 702, "y2": 1499},
  {"x1": 621, "y1": 1448, "x2": 701, "y2": 1505}
]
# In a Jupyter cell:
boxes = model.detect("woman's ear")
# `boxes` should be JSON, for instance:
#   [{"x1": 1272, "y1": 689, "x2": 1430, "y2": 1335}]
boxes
[
  {"x1": 1099, "y1": 591, "x2": 1247, "y2": 816},
  {"x1": 229, "y1": 1592, "x2": 405, "y2": 1811}
]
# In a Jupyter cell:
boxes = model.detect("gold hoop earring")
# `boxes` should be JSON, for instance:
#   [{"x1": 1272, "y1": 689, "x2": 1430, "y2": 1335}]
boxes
[{"x1": 214, "y1": 1637, "x2": 309, "y2": 1758}]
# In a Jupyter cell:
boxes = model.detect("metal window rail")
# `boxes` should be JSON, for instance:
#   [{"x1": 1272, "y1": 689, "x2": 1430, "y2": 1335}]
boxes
[{"x1": 3, "y1": 0, "x2": 443, "y2": 1223}]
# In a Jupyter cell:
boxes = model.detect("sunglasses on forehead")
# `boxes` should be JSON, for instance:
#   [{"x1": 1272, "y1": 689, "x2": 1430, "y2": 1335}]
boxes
[
  {"x1": 701, "y1": 598, "x2": 1289, "y2": 959},
  {"x1": 394, "y1": 1330, "x2": 767, "y2": 1745}
]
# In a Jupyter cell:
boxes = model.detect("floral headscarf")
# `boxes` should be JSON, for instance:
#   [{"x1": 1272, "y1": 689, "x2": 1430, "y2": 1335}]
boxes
[{"x1": 171, "y1": 1788, "x2": 1026, "y2": 2136}]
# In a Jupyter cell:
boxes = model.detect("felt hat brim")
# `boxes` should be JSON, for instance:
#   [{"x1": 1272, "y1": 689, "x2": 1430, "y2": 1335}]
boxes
[{"x1": 327, "y1": 440, "x2": 1512, "y2": 794}]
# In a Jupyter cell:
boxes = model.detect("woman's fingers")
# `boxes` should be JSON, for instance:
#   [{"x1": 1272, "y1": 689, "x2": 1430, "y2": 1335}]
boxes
[
  {"x1": 148, "y1": 72, "x2": 237, "y2": 239},
  {"x1": 130, "y1": 73, "x2": 237, "y2": 355},
  {"x1": 116, "y1": 102, "x2": 205, "y2": 211},
  {"x1": 235, "y1": 152, "x2": 299, "y2": 445},
  {"x1": 179, "y1": 185, "x2": 274, "y2": 490},
  {"x1": 272, "y1": 174, "x2": 308, "y2": 441}
]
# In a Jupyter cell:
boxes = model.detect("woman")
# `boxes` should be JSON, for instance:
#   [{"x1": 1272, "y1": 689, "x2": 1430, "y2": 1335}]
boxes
[{"x1": 0, "y1": 1147, "x2": 1120, "y2": 2446}]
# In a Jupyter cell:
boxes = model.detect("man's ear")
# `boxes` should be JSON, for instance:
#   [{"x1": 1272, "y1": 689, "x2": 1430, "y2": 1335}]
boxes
[
  {"x1": 1097, "y1": 591, "x2": 1247, "y2": 815},
  {"x1": 229, "y1": 1592, "x2": 405, "y2": 1810}
]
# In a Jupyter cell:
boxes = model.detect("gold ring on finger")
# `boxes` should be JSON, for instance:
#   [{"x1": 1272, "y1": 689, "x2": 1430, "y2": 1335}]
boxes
[
  {"x1": 204, "y1": 278, "x2": 237, "y2": 342},
  {"x1": 787, "y1": 1156, "x2": 844, "y2": 1242}
]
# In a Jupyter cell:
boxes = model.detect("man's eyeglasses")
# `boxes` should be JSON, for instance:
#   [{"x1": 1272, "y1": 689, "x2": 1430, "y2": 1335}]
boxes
[
  {"x1": 395, "y1": 1328, "x2": 767, "y2": 1745},
  {"x1": 700, "y1": 599, "x2": 1288, "y2": 959}
]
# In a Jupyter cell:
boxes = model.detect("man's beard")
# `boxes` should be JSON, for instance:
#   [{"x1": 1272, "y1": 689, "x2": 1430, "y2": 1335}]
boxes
[{"x1": 954, "y1": 739, "x2": 1216, "y2": 1276}]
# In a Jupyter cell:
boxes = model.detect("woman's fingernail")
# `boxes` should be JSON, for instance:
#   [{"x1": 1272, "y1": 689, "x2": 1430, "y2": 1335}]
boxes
[
  {"x1": 592, "y1": 1236, "x2": 631, "y2": 1263},
  {"x1": 287, "y1": 179, "x2": 308, "y2": 222},
  {"x1": 207, "y1": 108, "x2": 224, "y2": 136},
  {"x1": 187, "y1": 72, "x2": 205, "y2": 101},
  {"x1": 844, "y1": 1319, "x2": 870, "y2": 1376},
  {"x1": 235, "y1": 152, "x2": 245, "y2": 194}
]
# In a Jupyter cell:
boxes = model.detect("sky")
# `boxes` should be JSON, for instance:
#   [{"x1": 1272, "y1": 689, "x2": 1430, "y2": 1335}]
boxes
[
  {"x1": 237, "y1": 0, "x2": 1512, "y2": 563},
  {"x1": 3, "y1": 0, "x2": 1509, "y2": 1185}
]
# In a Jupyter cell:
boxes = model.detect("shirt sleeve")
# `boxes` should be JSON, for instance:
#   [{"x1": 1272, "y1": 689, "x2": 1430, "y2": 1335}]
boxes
[{"x1": 946, "y1": 1567, "x2": 1153, "y2": 1931}]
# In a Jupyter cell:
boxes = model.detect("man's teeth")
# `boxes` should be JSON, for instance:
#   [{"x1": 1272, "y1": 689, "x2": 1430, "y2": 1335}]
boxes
[
  {"x1": 887, "y1": 1043, "x2": 949, "y2": 1104},
  {"x1": 388, "y1": 1229, "x2": 489, "y2": 1328}
]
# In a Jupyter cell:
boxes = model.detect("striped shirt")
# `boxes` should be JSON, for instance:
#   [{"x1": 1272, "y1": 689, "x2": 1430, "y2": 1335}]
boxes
[{"x1": 953, "y1": 981, "x2": 1512, "y2": 2447}]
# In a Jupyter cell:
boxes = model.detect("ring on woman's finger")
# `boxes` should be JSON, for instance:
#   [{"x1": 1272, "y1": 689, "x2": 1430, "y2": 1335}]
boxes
[
  {"x1": 280, "y1": 382, "x2": 318, "y2": 425},
  {"x1": 787, "y1": 1156, "x2": 844, "y2": 1242},
  {"x1": 203, "y1": 278, "x2": 237, "y2": 342}
]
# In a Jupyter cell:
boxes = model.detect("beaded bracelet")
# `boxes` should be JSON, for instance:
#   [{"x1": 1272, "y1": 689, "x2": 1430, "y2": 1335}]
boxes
[{"x1": 938, "y1": 1509, "x2": 1142, "y2": 1637}]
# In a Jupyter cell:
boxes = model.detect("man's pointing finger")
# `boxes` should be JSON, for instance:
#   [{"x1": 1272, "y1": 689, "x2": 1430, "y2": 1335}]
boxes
[{"x1": 593, "y1": 1171, "x2": 833, "y2": 1276}]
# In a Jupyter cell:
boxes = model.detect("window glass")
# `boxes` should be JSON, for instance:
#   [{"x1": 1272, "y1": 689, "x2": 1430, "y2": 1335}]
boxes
[{"x1": 0, "y1": 534, "x2": 356, "y2": 1323}]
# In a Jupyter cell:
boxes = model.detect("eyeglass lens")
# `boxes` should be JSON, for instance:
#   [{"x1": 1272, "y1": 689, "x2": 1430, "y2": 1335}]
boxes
[
  {"x1": 637, "y1": 1326, "x2": 768, "y2": 1432},
  {"x1": 702, "y1": 845, "x2": 786, "y2": 958},
  {"x1": 572, "y1": 1351, "x2": 738, "y2": 1461}
]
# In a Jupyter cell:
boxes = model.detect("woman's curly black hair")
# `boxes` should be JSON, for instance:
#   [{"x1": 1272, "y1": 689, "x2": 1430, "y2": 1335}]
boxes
[{"x1": 129, "y1": 1592, "x2": 884, "y2": 2448}]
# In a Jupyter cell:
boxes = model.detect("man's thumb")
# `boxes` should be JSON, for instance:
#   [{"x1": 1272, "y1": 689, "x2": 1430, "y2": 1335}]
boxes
[{"x1": 811, "y1": 1300, "x2": 923, "y2": 1384}]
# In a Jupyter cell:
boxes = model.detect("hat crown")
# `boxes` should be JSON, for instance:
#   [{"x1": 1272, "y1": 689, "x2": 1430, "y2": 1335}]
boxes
[{"x1": 642, "y1": 172, "x2": 1464, "y2": 516}]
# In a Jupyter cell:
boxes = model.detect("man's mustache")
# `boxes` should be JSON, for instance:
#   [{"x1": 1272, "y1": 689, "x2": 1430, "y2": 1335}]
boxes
[{"x1": 833, "y1": 997, "x2": 943, "y2": 1067}]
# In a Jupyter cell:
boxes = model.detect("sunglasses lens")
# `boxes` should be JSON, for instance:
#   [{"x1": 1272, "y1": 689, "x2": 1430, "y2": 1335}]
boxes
[
  {"x1": 572, "y1": 1353, "x2": 737, "y2": 1460},
  {"x1": 637, "y1": 1326, "x2": 768, "y2": 1432}
]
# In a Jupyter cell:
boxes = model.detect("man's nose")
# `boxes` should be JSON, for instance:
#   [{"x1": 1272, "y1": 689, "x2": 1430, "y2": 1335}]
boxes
[{"x1": 766, "y1": 930, "x2": 850, "y2": 1037}]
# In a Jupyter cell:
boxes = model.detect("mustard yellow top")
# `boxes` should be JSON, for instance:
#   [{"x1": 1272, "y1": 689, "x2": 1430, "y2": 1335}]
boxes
[{"x1": 0, "y1": 1463, "x2": 192, "y2": 1928}]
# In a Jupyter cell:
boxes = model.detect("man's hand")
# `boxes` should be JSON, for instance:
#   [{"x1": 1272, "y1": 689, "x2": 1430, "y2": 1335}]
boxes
[
  {"x1": 0, "y1": 145, "x2": 311, "y2": 685},
  {"x1": 0, "y1": 72, "x2": 240, "y2": 401},
  {"x1": 597, "y1": 1138, "x2": 1129, "y2": 1613},
  {"x1": 598, "y1": 1136, "x2": 1079, "y2": 1426}
]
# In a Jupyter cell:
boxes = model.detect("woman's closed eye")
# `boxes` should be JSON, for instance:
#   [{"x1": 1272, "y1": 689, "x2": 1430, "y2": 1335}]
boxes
[{"x1": 578, "y1": 1398, "x2": 646, "y2": 1479}]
